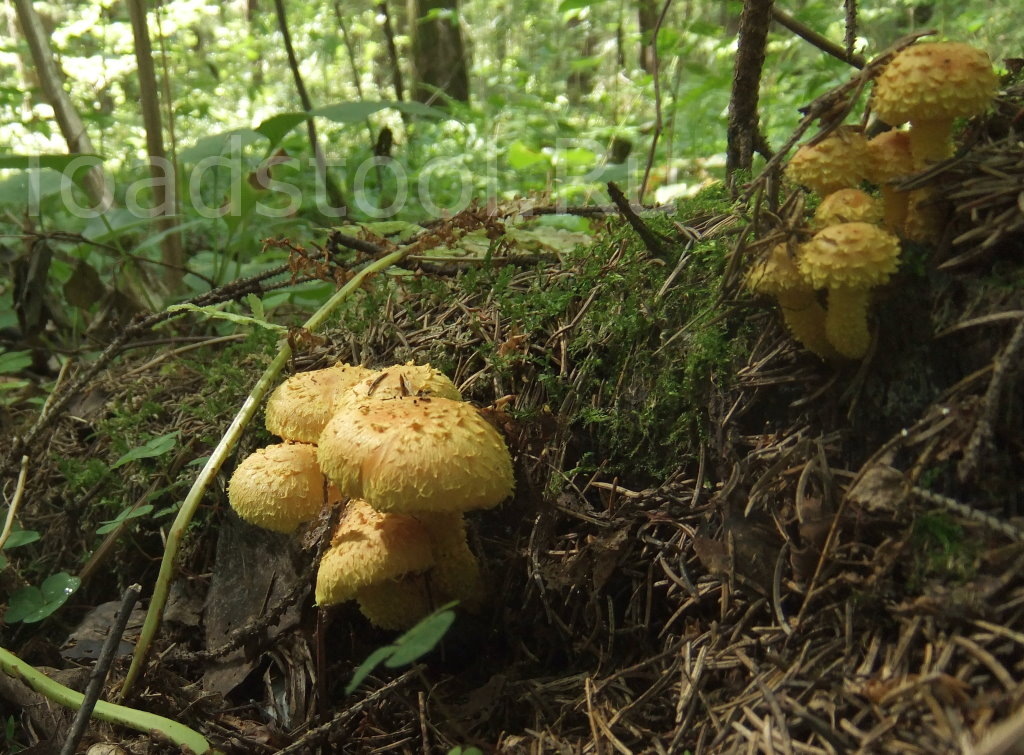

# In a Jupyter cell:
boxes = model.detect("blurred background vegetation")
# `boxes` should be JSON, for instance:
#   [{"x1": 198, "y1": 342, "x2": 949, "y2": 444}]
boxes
[{"x1": 0, "y1": 0, "x2": 1016, "y2": 366}]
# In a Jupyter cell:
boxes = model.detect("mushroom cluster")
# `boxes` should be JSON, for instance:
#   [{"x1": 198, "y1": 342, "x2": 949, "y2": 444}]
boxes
[
  {"x1": 748, "y1": 40, "x2": 998, "y2": 360},
  {"x1": 228, "y1": 361, "x2": 514, "y2": 629}
]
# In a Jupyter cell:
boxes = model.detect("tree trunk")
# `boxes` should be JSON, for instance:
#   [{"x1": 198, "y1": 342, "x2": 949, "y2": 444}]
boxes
[
  {"x1": 406, "y1": 0, "x2": 470, "y2": 104},
  {"x1": 637, "y1": 0, "x2": 659, "y2": 73},
  {"x1": 725, "y1": 0, "x2": 773, "y2": 182},
  {"x1": 127, "y1": 0, "x2": 185, "y2": 293},
  {"x1": 12, "y1": 0, "x2": 112, "y2": 210},
  {"x1": 377, "y1": 1, "x2": 405, "y2": 101}
]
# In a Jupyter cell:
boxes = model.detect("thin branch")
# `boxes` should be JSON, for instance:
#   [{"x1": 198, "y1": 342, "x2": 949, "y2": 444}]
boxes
[
  {"x1": 771, "y1": 6, "x2": 865, "y2": 69},
  {"x1": 638, "y1": 0, "x2": 673, "y2": 203},
  {"x1": 61, "y1": 584, "x2": 143, "y2": 755},
  {"x1": 272, "y1": 0, "x2": 346, "y2": 211},
  {"x1": 607, "y1": 181, "x2": 667, "y2": 258}
]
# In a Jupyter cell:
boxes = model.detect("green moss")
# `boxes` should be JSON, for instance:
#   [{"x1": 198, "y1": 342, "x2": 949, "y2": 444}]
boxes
[{"x1": 908, "y1": 512, "x2": 978, "y2": 588}]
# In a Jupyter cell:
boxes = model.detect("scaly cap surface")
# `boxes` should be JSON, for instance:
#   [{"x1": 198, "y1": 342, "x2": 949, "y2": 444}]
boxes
[
  {"x1": 315, "y1": 499, "x2": 434, "y2": 606},
  {"x1": 872, "y1": 42, "x2": 998, "y2": 127},
  {"x1": 786, "y1": 128, "x2": 869, "y2": 195},
  {"x1": 333, "y1": 362, "x2": 462, "y2": 412},
  {"x1": 266, "y1": 363, "x2": 378, "y2": 443},
  {"x1": 228, "y1": 442, "x2": 335, "y2": 533},
  {"x1": 318, "y1": 396, "x2": 515, "y2": 514},
  {"x1": 799, "y1": 223, "x2": 902, "y2": 289}
]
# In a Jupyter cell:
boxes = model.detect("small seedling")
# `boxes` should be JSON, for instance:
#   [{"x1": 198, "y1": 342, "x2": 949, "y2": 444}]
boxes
[{"x1": 345, "y1": 602, "x2": 457, "y2": 695}]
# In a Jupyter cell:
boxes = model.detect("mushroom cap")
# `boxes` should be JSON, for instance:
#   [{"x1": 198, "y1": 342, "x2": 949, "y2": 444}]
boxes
[
  {"x1": 318, "y1": 396, "x2": 515, "y2": 515},
  {"x1": 812, "y1": 189, "x2": 884, "y2": 229},
  {"x1": 417, "y1": 512, "x2": 486, "y2": 610},
  {"x1": 333, "y1": 362, "x2": 461, "y2": 412},
  {"x1": 865, "y1": 130, "x2": 915, "y2": 184},
  {"x1": 786, "y1": 128, "x2": 869, "y2": 195},
  {"x1": 872, "y1": 42, "x2": 998, "y2": 127},
  {"x1": 228, "y1": 442, "x2": 336, "y2": 533},
  {"x1": 744, "y1": 243, "x2": 808, "y2": 295},
  {"x1": 799, "y1": 222, "x2": 902, "y2": 290},
  {"x1": 354, "y1": 575, "x2": 433, "y2": 630},
  {"x1": 315, "y1": 499, "x2": 434, "y2": 606},
  {"x1": 266, "y1": 363, "x2": 378, "y2": 443}
]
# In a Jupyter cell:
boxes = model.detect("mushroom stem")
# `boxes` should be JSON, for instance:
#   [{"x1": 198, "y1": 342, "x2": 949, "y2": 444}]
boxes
[
  {"x1": 775, "y1": 290, "x2": 839, "y2": 360},
  {"x1": 879, "y1": 185, "x2": 910, "y2": 234},
  {"x1": 908, "y1": 118, "x2": 955, "y2": 167},
  {"x1": 825, "y1": 286, "x2": 873, "y2": 359}
]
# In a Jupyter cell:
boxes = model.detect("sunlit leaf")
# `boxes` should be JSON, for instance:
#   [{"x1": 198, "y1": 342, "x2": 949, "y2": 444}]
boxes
[{"x1": 507, "y1": 141, "x2": 547, "y2": 170}]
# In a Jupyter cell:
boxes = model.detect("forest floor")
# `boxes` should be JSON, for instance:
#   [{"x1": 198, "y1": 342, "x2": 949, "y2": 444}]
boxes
[{"x1": 2, "y1": 82, "x2": 1024, "y2": 754}]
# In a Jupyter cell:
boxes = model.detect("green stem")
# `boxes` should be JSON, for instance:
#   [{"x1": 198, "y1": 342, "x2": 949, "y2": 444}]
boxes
[
  {"x1": 120, "y1": 249, "x2": 408, "y2": 700},
  {"x1": 0, "y1": 646, "x2": 213, "y2": 753}
]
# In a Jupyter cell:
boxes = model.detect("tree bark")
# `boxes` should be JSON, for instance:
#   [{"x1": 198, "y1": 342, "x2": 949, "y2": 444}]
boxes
[
  {"x1": 377, "y1": 1, "x2": 405, "y2": 101},
  {"x1": 637, "y1": 0, "x2": 659, "y2": 73},
  {"x1": 725, "y1": 0, "x2": 773, "y2": 183},
  {"x1": 127, "y1": 0, "x2": 185, "y2": 293},
  {"x1": 12, "y1": 0, "x2": 112, "y2": 210},
  {"x1": 406, "y1": 0, "x2": 470, "y2": 104}
]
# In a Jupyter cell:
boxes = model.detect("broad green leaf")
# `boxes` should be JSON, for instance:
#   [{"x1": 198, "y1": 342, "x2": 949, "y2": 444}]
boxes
[
  {"x1": 2, "y1": 528, "x2": 41, "y2": 549},
  {"x1": 255, "y1": 112, "x2": 309, "y2": 147},
  {"x1": 0, "y1": 169, "x2": 66, "y2": 205},
  {"x1": 558, "y1": 0, "x2": 606, "y2": 11},
  {"x1": 345, "y1": 603, "x2": 456, "y2": 695},
  {"x1": 507, "y1": 141, "x2": 547, "y2": 170},
  {"x1": 111, "y1": 431, "x2": 180, "y2": 469},
  {"x1": 5, "y1": 572, "x2": 80, "y2": 623},
  {"x1": 558, "y1": 147, "x2": 597, "y2": 168},
  {"x1": 0, "y1": 351, "x2": 31, "y2": 374},
  {"x1": 96, "y1": 504, "x2": 154, "y2": 534},
  {"x1": 178, "y1": 129, "x2": 264, "y2": 164}
]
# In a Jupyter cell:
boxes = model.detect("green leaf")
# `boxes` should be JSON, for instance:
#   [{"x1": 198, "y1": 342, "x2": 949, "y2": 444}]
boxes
[
  {"x1": 178, "y1": 129, "x2": 264, "y2": 164},
  {"x1": 111, "y1": 431, "x2": 180, "y2": 469},
  {"x1": 165, "y1": 303, "x2": 288, "y2": 333},
  {"x1": 245, "y1": 293, "x2": 265, "y2": 321},
  {"x1": 558, "y1": 147, "x2": 597, "y2": 168},
  {"x1": 0, "y1": 351, "x2": 32, "y2": 374},
  {"x1": 558, "y1": 0, "x2": 606, "y2": 11},
  {"x1": 384, "y1": 606, "x2": 456, "y2": 666},
  {"x1": 345, "y1": 603, "x2": 457, "y2": 695},
  {"x1": 507, "y1": 141, "x2": 547, "y2": 170},
  {"x1": 96, "y1": 504, "x2": 154, "y2": 534},
  {"x1": 5, "y1": 572, "x2": 80, "y2": 623},
  {"x1": 255, "y1": 112, "x2": 309, "y2": 147},
  {"x1": 0, "y1": 169, "x2": 66, "y2": 205},
  {"x1": 2, "y1": 528, "x2": 41, "y2": 549}
]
